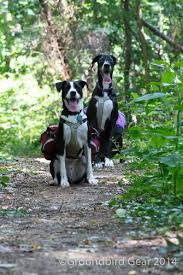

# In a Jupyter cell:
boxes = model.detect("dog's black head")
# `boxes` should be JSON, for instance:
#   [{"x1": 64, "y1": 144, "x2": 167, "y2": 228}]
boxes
[
  {"x1": 55, "y1": 80, "x2": 87, "y2": 114},
  {"x1": 92, "y1": 54, "x2": 116, "y2": 88}
]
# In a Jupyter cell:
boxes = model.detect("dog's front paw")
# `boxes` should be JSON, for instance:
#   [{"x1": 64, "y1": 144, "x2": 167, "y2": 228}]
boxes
[
  {"x1": 104, "y1": 158, "x2": 114, "y2": 167},
  {"x1": 60, "y1": 178, "x2": 70, "y2": 188},
  {"x1": 94, "y1": 162, "x2": 103, "y2": 169},
  {"x1": 88, "y1": 176, "x2": 98, "y2": 185}
]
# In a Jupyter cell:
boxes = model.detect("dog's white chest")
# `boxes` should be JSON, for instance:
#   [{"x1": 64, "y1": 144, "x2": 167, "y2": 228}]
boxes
[{"x1": 95, "y1": 95, "x2": 113, "y2": 130}]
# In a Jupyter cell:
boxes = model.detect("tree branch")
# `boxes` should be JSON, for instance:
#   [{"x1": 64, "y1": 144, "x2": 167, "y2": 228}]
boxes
[{"x1": 142, "y1": 19, "x2": 183, "y2": 52}]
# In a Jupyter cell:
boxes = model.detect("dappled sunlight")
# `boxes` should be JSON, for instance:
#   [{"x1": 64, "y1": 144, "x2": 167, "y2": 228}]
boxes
[
  {"x1": 115, "y1": 238, "x2": 166, "y2": 249},
  {"x1": 35, "y1": 158, "x2": 50, "y2": 164}
]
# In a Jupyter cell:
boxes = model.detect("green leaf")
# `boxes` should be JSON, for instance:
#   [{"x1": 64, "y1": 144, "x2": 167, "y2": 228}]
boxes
[
  {"x1": 161, "y1": 71, "x2": 176, "y2": 84},
  {"x1": 116, "y1": 208, "x2": 127, "y2": 218},
  {"x1": 173, "y1": 61, "x2": 183, "y2": 68},
  {"x1": 0, "y1": 175, "x2": 10, "y2": 186},
  {"x1": 128, "y1": 126, "x2": 142, "y2": 138},
  {"x1": 134, "y1": 93, "x2": 165, "y2": 102},
  {"x1": 176, "y1": 169, "x2": 183, "y2": 192},
  {"x1": 160, "y1": 154, "x2": 183, "y2": 168}
]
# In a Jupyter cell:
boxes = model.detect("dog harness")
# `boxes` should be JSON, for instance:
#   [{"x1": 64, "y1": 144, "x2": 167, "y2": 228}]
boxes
[{"x1": 60, "y1": 114, "x2": 87, "y2": 159}]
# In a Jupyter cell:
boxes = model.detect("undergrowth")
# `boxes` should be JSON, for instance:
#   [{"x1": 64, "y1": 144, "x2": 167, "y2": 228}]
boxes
[{"x1": 109, "y1": 61, "x2": 183, "y2": 268}]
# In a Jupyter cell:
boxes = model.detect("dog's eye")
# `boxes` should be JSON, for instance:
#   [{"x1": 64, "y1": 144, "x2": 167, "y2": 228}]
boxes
[{"x1": 99, "y1": 58, "x2": 105, "y2": 64}]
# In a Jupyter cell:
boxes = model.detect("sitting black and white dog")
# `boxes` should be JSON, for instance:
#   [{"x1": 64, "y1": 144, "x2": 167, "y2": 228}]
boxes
[
  {"x1": 50, "y1": 80, "x2": 98, "y2": 187},
  {"x1": 87, "y1": 54, "x2": 118, "y2": 168}
]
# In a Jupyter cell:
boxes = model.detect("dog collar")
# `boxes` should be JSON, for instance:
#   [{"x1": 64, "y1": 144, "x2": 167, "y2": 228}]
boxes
[
  {"x1": 60, "y1": 113, "x2": 87, "y2": 125},
  {"x1": 96, "y1": 82, "x2": 113, "y2": 95},
  {"x1": 61, "y1": 109, "x2": 82, "y2": 116}
]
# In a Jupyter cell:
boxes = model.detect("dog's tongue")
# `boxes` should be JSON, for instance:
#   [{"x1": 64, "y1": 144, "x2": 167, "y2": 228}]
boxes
[
  {"x1": 69, "y1": 100, "x2": 78, "y2": 112},
  {"x1": 103, "y1": 74, "x2": 111, "y2": 83}
]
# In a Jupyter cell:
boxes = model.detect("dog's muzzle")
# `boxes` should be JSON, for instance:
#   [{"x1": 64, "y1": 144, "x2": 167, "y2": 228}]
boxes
[
  {"x1": 103, "y1": 63, "x2": 111, "y2": 73},
  {"x1": 65, "y1": 97, "x2": 80, "y2": 112}
]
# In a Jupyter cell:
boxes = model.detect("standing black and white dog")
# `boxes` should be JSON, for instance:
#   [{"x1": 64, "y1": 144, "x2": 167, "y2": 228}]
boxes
[
  {"x1": 87, "y1": 54, "x2": 118, "y2": 168},
  {"x1": 50, "y1": 80, "x2": 98, "y2": 187}
]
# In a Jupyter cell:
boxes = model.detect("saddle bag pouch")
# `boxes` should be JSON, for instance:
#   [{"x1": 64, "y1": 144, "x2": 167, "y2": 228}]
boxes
[
  {"x1": 89, "y1": 128, "x2": 101, "y2": 162},
  {"x1": 40, "y1": 125, "x2": 58, "y2": 160}
]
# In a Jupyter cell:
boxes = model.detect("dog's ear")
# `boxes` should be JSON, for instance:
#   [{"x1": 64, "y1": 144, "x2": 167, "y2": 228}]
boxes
[
  {"x1": 77, "y1": 80, "x2": 88, "y2": 89},
  {"x1": 92, "y1": 55, "x2": 102, "y2": 66},
  {"x1": 110, "y1": 55, "x2": 117, "y2": 65},
  {"x1": 55, "y1": 81, "x2": 67, "y2": 92}
]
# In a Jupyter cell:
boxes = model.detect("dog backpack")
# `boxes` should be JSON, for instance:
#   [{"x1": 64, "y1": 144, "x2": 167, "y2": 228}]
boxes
[{"x1": 40, "y1": 125, "x2": 58, "y2": 160}]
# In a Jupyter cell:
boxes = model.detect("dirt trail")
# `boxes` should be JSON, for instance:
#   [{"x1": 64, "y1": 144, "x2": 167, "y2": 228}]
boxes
[{"x1": 0, "y1": 158, "x2": 171, "y2": 275}]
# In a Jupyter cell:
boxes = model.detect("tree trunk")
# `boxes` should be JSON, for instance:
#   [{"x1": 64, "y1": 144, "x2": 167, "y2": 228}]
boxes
[
  {"x1": 135, "y1": 0, "x2": 150, "y2": 91},
  {"x1": 122, "y1": 0, "x2": 132, "y2": 103},
  {"x1": 93, "y1": 0, "x2": 99, "y2": 25},
  {"x1": 39, "y1": 0, "x2": 71, "y2": 79}
]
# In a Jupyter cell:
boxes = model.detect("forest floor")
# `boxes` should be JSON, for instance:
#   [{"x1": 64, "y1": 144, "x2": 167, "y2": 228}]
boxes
[{"x1": 0, "y1": 158, "x2": 176, "y2": 275}]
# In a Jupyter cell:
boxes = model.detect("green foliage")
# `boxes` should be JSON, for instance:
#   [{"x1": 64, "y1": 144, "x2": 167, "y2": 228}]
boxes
[
  {"x1": 0, "y1": 0, "x2": 57, "y2": 156},
  {"x1": 0, "y1": 0, "x2": 183, "y2": 157},
  {"x1": 0, "y1": 174, "x2": 10, "y2": 187},
  {"x1": 134, "y1": 92, "x2": 166, "y2": 102},
  {"x1": 0, "y1": 75, "x2": 60, "y2": 156},
  {"x1": 0, "y1": 208, "x2": 28, "y2": 218},
  {"x1": 112, "y1": 60, "x2": 183, "y2": 232},
  {"x1": 114, "y1": 198, "x2": 183, "y2": 230},
  {"x1": 0, "y1": 164, "x2": 11, "y2": 187}
]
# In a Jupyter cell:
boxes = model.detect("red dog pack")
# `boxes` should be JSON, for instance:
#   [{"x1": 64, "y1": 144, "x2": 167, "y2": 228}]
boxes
[
  {"x1": 40, "y1": 125, "x2": 102, "y2": 162},
  {"x1": 40, "y1": 125, "x2": 58, "y2": 160}
]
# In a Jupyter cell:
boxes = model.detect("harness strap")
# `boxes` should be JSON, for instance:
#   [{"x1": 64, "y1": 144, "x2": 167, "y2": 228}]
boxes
[
  {"x1": 41, "y1": 138, "x2": 54, "y2": 152},
  {"x1": 60, "y1": 116, "x2": 87, "y2": 127},
  {"x1": 66, "y1": 148, "x2": 83, "y2": 159}
]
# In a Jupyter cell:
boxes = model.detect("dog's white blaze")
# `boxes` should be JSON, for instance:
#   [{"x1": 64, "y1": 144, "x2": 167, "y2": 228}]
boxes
[{"x1": 66, "y1": 81, "x2": 80, "y2": 99}]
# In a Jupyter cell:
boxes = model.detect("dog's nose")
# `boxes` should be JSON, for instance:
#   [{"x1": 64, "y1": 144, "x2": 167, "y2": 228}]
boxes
[
  {"x1": 104, "y1": 63, "x2": 110, "y2": 69},
  {"x1": 70, "y1": 91, "x2": 76, "y2": 97}
]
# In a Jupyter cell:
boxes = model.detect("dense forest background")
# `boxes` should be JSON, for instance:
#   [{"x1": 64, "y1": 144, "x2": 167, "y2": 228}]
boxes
[
  {"x1": 0, "y1": 0, "x2": 182, "y2": 156},
  {"x1": 0, "y1": 1, "x2": 183, "y2": 262},
  {"x1": 1, "y1": 0, "x2": 183, "y2": 195}
]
